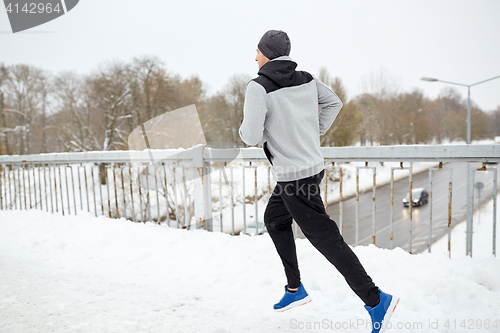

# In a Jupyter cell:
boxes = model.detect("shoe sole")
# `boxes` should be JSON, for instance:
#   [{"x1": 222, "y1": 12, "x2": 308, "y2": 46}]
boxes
[
  {"x1": 380, "y1": 296, "x2": 400, "y2": 333},
  {"x1": 274, "y1": 295, "x2": 312, "y2": 312}
]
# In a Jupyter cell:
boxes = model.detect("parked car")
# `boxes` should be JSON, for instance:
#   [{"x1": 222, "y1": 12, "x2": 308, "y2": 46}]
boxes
[
  {"x1": 402, "y1": 188, "x2": 429, "y2": 207},
  {"x1": 239, "y1": 221, "x2": 267, "y2": 236}
]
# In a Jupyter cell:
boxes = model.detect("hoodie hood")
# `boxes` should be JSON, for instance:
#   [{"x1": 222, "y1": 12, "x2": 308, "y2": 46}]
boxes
[{"x1": 257, "y1": 57, "x2": 298, "y2": 88}]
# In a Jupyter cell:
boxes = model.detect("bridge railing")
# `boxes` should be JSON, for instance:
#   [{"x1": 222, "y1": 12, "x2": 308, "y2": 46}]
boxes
[{"x1": 0, "y1": 145, "x2": 498, "y2": 257}]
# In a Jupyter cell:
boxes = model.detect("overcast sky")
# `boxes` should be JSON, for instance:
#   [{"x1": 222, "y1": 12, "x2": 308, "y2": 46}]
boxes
[{"x1": 1, "y1": 0, "x2": 499, "y2": 111}]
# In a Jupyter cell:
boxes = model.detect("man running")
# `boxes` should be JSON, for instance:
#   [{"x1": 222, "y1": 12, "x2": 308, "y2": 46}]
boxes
[{"x1": 239, "y1": 30, "x2": 399, "y2": 333}]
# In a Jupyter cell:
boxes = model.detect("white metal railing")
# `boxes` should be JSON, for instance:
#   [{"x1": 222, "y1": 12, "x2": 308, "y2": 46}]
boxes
[{"x1": 0, "y1": 145, "x2": 498, "y2": 257}]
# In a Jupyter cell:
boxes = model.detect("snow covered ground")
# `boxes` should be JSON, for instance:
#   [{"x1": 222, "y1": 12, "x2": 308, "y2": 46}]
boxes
[{"x1": 1, "y1": 204, "x2": 499, "y2": 333}]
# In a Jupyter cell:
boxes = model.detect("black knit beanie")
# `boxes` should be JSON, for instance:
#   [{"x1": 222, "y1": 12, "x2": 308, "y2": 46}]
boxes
[{"x1": 257, "y1": 30, "x2": 291, "y2": 60}]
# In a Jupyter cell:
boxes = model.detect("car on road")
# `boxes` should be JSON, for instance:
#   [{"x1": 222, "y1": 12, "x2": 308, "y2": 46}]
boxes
[
  {"x1": 402, "y1": 188, "x2": 429, "y2": 207},
  {"x1": 239, "y1": 221, "x2": 267, "y2": 236}
]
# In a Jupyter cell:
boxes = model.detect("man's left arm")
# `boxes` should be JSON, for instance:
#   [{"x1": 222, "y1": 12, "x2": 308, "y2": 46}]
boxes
[
  {"x1": 316, "y1": 79, "x2": 343, "y2": 135},
  {"x1": 239, "y1": 81, "x2": 267, "y2": 146}
]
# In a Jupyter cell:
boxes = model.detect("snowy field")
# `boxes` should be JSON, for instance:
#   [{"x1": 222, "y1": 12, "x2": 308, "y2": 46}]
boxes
[{"x1": 1, "y1": 201, "x2": 499, "y2": 333}]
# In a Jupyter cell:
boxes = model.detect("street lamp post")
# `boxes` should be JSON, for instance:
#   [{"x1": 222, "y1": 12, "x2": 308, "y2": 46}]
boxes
[{"x1": 421, "y1": 75, "x2": 500, "y2": 257}]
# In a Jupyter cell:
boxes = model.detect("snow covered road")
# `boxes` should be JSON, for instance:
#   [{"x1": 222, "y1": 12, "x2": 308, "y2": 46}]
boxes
[{"x1": 1, "y1": 210, "x2": 500, "y2": 332}]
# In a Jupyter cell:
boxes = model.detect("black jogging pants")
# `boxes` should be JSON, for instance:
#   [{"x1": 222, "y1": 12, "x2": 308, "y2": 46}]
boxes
[{"x1": 263, "y1": 169, "x2": 380, "y2": 307}]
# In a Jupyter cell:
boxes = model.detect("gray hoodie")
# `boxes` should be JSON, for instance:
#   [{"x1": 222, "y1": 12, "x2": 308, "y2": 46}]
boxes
[{"x1": 239, "y1": 56, "x2": 343, "y2": 182}]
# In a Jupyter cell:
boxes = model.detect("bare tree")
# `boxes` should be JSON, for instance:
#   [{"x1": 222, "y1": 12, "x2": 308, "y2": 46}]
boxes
[
  {"x1": 87, "y1": 62, "x2": 131, "y2": 151},
  {"x1": 490, "y1": 106, "x2": 500, "y2": 138},
  {"x1": 175, "y1": 75, "x2": 206, "y2": 108},
  {"x1": 223, "y1": 74, "x2": 251, "y2": 147},
  {"x1": 318, "y1": 68, "x2": 362, "y2": 147},
  {"x1": 129, "y1": 56, "x2": 173, "y2": 122},
  {"x1": 201, "y1": 92, "x2": 232, "y2": 147},
  {"x1": 419, "y1": 99, "x2": 445, "y2": 144},
  {"x1": 2, "y1": 57, "x2": 493, "y2": 156},
  {"x1": 360, "y1": 67, "x2": 401, "y2": 99},
  {"x1": 0, "y1": 63, "x2": 10, "y2": 155},
  {"x1": 470, "y1": 106, "x2": 491, "y2": 141},
  {"x1": 438, "y1": 88, "x2": 467, "y2": 142},
  {"x1": 355, "y1": 93, "x2": 378, "y2": 145},
  {"x1": 356, "y1": 68, "x2": 403, "y2": 145},
  {"x1": 52, "y1": 72, "x2": 102, "y2": 151},
  {"x1": 4, "y1": 64, "x2": 48, "y2": 154},
  {"x1": 125, "y1": 56, "x2": 189, "y2": 150},
  {"x1": 36, "y1": 72, "x2": 52, "y2": 153},
  {"x1": 390, "y1": 90, "x2": 426, "y2": 145}
]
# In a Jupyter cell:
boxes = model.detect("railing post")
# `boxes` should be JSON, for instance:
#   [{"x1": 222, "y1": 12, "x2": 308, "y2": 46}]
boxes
[
  {"x1": 203, "y1": 148, "x2": 213, "y2": 231},
  {"x1": 355, "y1": 163, "x2": 376, "y2": 246},
  {"x1": 492, "y1": 169, "x2": 497, "y2": 257},
  {"x1": 390, "y1": 165, "x2": 413, "y2": 252},
  {"x1": 428, "y1": 165, "x2": 453, "y2": 256},
  {"x1": 339, "y1": 166, "x2": 344, "y2": 235},
  {"x1": 470, "y1": 164, "x2": 498, "y2": 258},
  {"x1": 193, "y1": 145, "x2": 212, "y2": 231},
  {"x1": 466, "y1": 162, "x2": 473, "y2": 256}
]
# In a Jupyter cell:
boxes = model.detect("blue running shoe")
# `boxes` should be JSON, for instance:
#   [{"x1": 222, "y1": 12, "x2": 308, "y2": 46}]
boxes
[
  {"x1": 364, "y1": 289, "x2": 400, "y2": 333},
  {"x1": 273, "y1": 283, "x2": 312, "y2": 312}
]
